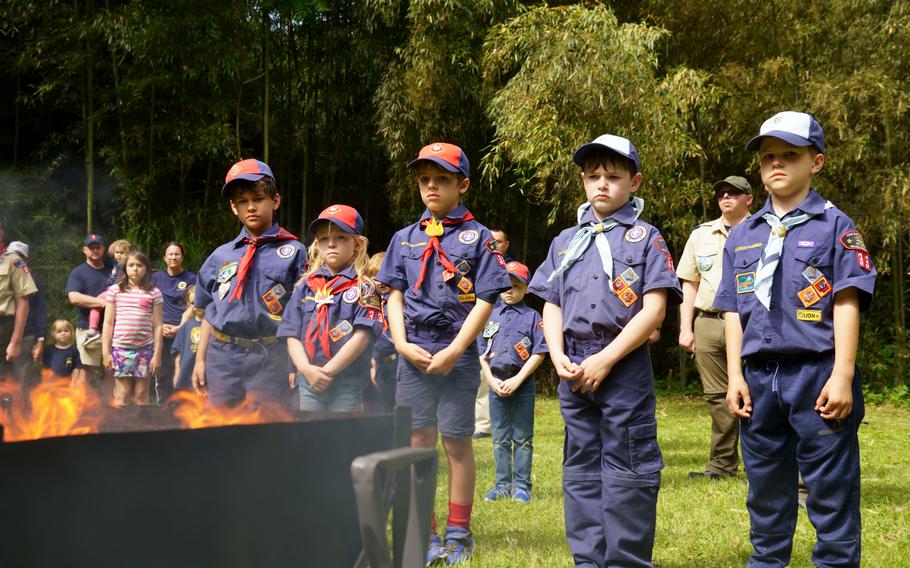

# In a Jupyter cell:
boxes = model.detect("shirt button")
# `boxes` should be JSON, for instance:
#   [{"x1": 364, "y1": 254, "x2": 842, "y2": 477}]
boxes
[
  {"x1": 593, "y1": 274, "x2": 598, "y2": 279},
  {"x1": 626, "y1": 257, "x2": 633, "y2": 263},
  {"x1": 437, "y1": 284, "x2": 443, "y2": 289},
  {"x1": 590, "y1": 304, "x2": 596, "y2": 309},
  {"x1": 811, "y1": 257, "x2": 819, "y2": 265},
  {"x1": 763, "y1": 336, "x2": 772, "y2": 343}
]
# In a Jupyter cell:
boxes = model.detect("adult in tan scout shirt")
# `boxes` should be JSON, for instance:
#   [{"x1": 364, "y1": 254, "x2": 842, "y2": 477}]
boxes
[
  {"x1": 0, "y1": 244, "x2": 38, "y2": 379},
  {"x1": 678, "y1": 175, "x2": 753, "y2": 479}
]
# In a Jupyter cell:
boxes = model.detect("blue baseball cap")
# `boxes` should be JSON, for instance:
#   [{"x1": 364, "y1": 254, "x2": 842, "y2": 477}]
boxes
[
  {"x1": 221, "y1": 158, "x2": 275, "y2": 197},
  {"x1": 746, "y1": 111, "x2": 825, "y2": 153},
  {"x1": 573, "y1": 134, "x2": 641, "y2": 174}
]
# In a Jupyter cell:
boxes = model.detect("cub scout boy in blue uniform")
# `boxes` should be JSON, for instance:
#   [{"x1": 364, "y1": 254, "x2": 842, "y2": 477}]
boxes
[
  {"x1": 376, "y1": 142, "x2": 511, "y2": 565},
  {"x1": 278, "y1": 205, "x2": 383, "y2": 412},
  {"x1": 715, "y1": 112, "x2": 876, "y2": 568},
  {"x1": 192, "y1": 159, "x2": 306, "y2": 407},
  {"x1": 478, "y1": 261, "x2": 547, "y2": 504},
  {"x1": 528, "y1": 134, "x2": 682, "y2": 568}
]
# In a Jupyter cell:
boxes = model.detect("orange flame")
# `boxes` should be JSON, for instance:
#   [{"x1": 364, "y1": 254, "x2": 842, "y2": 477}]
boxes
[
  {"x1": 0, "y1": 372, "x2": 102, "y2": 442},
  {"x1": 168, "y1": 390, "x2": 294, "y2": 429}
]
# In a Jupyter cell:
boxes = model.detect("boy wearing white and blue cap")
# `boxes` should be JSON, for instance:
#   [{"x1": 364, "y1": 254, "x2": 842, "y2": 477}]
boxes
[
  {"x1": 528, "y1": 134, "x2": 681, "y2": 567},
  {"x1": 192, "y1": 159, "x2": 306, "y2": 407},
  {"x1": 714, "y1": 112, "x2": 876, "y2": 567}
]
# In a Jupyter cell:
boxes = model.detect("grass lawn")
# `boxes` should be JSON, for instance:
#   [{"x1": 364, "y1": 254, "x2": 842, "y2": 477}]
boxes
[{"x1": 432, "y1": 394, "x2": 910, "y2": 567}]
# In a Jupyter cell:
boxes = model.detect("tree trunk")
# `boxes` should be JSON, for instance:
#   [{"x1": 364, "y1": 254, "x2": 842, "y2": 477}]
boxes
[
  {"x1": 262, "y1": 7, "x2": 270, "y2": 164},
  {"x1": 13, "y1": 74, "x2": 20, "y2": 169},
  {"x1": 83, "y1": 0, "x2": 96, "y2": 234}
]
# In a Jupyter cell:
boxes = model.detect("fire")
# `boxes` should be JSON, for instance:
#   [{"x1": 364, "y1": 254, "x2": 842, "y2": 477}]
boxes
[
  {"x1": 0, "y1": 372, "x2": 102, "y2": 442},
  {"x1": 168, "y1": 390, "x2": 294, "y2": 429}
]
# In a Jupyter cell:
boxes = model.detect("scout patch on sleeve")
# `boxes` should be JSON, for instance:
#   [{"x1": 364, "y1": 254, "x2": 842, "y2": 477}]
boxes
[
  {"x1": 855, "y1": 251, "x2": 872, "y2": 272},
  {"x1": 484, "y1": 237, "x2": 499, "y2": 254},
  {"x1": 358, "y1": 293, "x2": 382, "y2": 310},
  {"x1": 482, "y1": 321, "x2": 500, "y2": 338},
  {"x1": 12, "y1": 258, "x2": 29, "y2": 273},
  {"x1": 624, "y1": 225, "x2": 647, "y2": 243},
  {"x1": 796, "y1": 309, "x2": 822, "y2": 322},
  {"x1": 457, "y1": 277, "x2": 473, "y2": 294},
  {"x1": 839, "y1": 230, "x2": 867, "y2": 252},
  {"x1": 652, "y1": 236, "x2": 675, "y2": 272},
  {"x1": 328, "y1": 320, "x2": 353, "y2": 342},
  {"x1": 190, "y1": 327, "x2": 202, "y2": 352},
  {"x1": 513, "y1": 340, "x2": 530, "y2": 361},
  {"x1": 736, "y1": 272, "x2": 755, "y2": 294},
  {"x1": 536, "y1": 320, "x2": 544, "y2": 331},
  {"x1": 342, "y1": 287, "x2": 360, "y2": 304}
]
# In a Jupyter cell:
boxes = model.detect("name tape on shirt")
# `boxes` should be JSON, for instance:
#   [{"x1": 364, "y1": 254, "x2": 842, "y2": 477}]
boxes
[
  {"x1": 734, "y1": 242, "x2": 763, "y2": 252},
  {"x1": 457, "y1": 293, "x2": 476, "y2": 303},
  {"x1": 796, "y1": 309, "x2": 822, "y2": 322}
]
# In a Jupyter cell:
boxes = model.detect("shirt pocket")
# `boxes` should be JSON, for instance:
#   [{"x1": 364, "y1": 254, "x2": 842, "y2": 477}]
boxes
[
  {"x1": 789, "y1": 248, "x2": 835, "y2": 309},
  {"x1": 732, "y1": 247, "x2": 762, "y2": 307},
  {"x1": 612, "y1": 250, "x2": 646, "y2": 306}
]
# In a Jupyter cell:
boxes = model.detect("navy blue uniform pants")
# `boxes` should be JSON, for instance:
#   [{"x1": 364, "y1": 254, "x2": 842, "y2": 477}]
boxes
[
  {"x1": 205, "y1": 338, "x2": 293, "y2": 408},
  {"x1": 741, "y1": 354, "x2": 863, "y2": 568},
  {"x1": 560, "y1": 339, "x2": 662, "y2": 568}
]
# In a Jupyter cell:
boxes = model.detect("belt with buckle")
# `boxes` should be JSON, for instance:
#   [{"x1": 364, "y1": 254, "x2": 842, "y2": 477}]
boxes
[
  {"x1": 212, "y1": 329, "x2": 279, "y2": 348},
  {"x1": 696, "y1": 310, "x2": 724, "y2": 319}
]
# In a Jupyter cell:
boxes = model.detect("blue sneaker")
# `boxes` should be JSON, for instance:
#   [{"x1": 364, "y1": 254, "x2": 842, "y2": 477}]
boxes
[
  {"x1": 483, "y1": 486, "x2": 511, "y2": 502},
  {"x1": 443, "y1": 527, "x2": 474, "y2": 565},
  {"x1": 426, "y1": 532, "x2": 446, "y2": 566},
  {"x1": 511, "y1": 487, "x2": 531, "y2": 503}
]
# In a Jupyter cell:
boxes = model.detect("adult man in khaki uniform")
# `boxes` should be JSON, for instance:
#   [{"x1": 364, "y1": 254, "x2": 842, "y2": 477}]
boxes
[
  {"x1": 0, "y1": 244, "x2": 38, "y2": 380},
  {"x1": 678, "y1": 175, "x2": 753, "y2": 478}
]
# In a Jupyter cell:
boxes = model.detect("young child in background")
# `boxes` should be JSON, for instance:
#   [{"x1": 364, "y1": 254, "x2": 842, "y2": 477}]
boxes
[
  {"x1": 101, "y1": 251, "x2": 163, "y2": 406},
  {"x1": 478, "y1": 261, "x2": 547, "y2": 503},
  {"x1": 363, "y1": 251, "x2": 397, "y2": 413},
  {"x1": 41, "y1": 319, "x2": 85, "y2": 383},
  {"x1": 278, "y1": 205, "x2": 383, "y2": 412},
  {"x1": 84, "y1": 239, "x2": 132, "y2": 346},
  {"x1": 171, "y1": 284, "x2": 203, "y2": 391}
]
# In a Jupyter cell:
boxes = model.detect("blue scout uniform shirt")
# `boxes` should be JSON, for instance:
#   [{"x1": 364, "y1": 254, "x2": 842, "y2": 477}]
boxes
[
  {"x1": 713, "y1": 189, "x2": 876, "y2": 358},
  {"x1": 372, "y1": 294, "x2": 396, "y2": 360},
  {"x1": 277, "y1": 265, "x2": 384, "y2": 380},
  {"x1": 376, "y1": 205, "x2": 512, "y2": 329},
  {"x1": 195, "y1": 224, "x2": 306, "y2": 338},
  {"x1": 66, "y1": 259, "x2": 114, "y2": 329},
  {"x1": 42, "y1": 344, "x2": 82, "y2": 378},
  {"x1": 528, "y1": 201, "x2": 682, "y2": 341},
  {"x1": 152, "y1": 270, "x2": 197, "y2": 326},
  {"x1": 478, "y1": 299, "x2": 548, "y2": 376},
  {"x1": 171, "y1": 317, "x2": 203, "y2": 389}
]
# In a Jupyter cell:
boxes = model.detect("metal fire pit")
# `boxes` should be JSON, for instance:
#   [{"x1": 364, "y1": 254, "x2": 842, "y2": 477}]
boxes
[{"x1": 0, "y1": 407, "x2": 421, "y2": 568}]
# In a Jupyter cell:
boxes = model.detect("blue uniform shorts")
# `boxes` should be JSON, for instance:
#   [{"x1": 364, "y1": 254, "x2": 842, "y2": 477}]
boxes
[
  {"x1": 396, "y1": 326, "x2": 480, "y2": 438},
  {"x1": 205, "y1": 337, "x2": 294, "y2": 408}
]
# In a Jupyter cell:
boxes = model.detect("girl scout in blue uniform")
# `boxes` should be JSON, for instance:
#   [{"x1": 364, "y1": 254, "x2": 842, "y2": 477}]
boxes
[
  {"x1": 376, "y1": 142, "x2": 511, "y2": 565},
  {"x1": 528, "y1": 134, "x2": 681, "y2": 568},
  {"x1": 192, "y1": 159, "x2": 306, "y2": 408},
  {"x1": 278, "y1": 205, "x2": 383, "y2": 412},
  {"x1": 478, "y1": 261, "x2": 547, "y2": 504},
  {"x1": 715, "y1": 112, "x2": 876, "y2": 568}
]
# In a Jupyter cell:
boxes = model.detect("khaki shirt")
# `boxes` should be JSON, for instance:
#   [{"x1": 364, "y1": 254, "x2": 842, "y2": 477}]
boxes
[
  {"x1": 677, "y1": 217, "x2": 732, "y2": 312},
  {"x1": 0, "y1": 253, "x2": 38, "y2": 316}
]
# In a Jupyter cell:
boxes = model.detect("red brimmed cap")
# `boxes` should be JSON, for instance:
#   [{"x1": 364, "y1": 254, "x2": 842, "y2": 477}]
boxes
[
  {"x1": 407, "y1": 142, "x2": 470, "y2": 178},
  {"x1": 221, "y1": 158, "x2": 274, "y2": 197},
  {"x1": 308, "y1": 204, "x2": 364, "y2": 236},
  {"x1": 505, "y1": 261, "x2": 530, "y2": 284}
]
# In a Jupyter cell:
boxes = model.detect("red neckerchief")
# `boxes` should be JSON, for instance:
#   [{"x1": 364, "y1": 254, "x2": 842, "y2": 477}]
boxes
[
  {"x1": 413, "y1": 211, "x2": 475, "y2": 293},
  {"x1": 228, "y1": 227, "x2": 298, "y2": 302},
  {"x1": 304, "y1": 273, "x2": 359, "y2": 359}
]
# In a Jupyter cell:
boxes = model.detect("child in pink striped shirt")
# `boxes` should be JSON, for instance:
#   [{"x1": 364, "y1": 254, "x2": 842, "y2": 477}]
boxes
[{"x1": 101, "y1": 251, "x2": 163, "y2": 406}]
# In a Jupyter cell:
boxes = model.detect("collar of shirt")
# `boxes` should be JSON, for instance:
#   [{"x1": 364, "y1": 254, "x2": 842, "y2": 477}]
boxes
[
  {"x1": 749, "y1": 188, "x2": 825, "y2": 228},
  {"x1": 310, "y1": 264, "x2": 357, "y2": 282},
  {"x1": 230, "y1": 222, "x2": 281, "y2": 247},
  {"x1": 494, "y1": 300, "x2": 525, "y2": 317},
  {"x1": 419, "y1": 204, "x2": 470, "y2": 223},
  {"x1": 578, "y1": 199, "x2": 639, "y2": 227}
]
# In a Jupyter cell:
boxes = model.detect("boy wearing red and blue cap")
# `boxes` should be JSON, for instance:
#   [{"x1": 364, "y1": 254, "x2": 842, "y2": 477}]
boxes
[
  {"x1": 477, "y1": 261, "x2": 547, "y2": 504},
  {"x1": 715, "y1": 112, "x2": 876, "y2": 567},
  {"x1": 376, "y1": 142, "x2": 511, "y2": 565},
  {"x1": 278, "y1": 204, "x2": 383, "y2": 412},
  {"x1": 528, "y1": 134, "x2": 682, "y2": 567},
  {"x1": 192, "y1": 159, "x2": 306, "y2": 407}
]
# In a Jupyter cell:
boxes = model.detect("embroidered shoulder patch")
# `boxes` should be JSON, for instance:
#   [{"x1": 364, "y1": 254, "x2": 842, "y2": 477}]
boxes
[
  {"x1": 536, "y1": 320, "x2": 544, "y2": 331},
  {"x1": 12, "y1": 258, "x2": 29, "y2": 273},
  {"x1": 484, "y1": 237, "x2": 499, "y2": 254},
  {"x1": 358, "y1": 292, "x2": 382, "y2": 310},
  {"x1": 839, "y1": 230, "x2": 867, "y2": 252}
]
